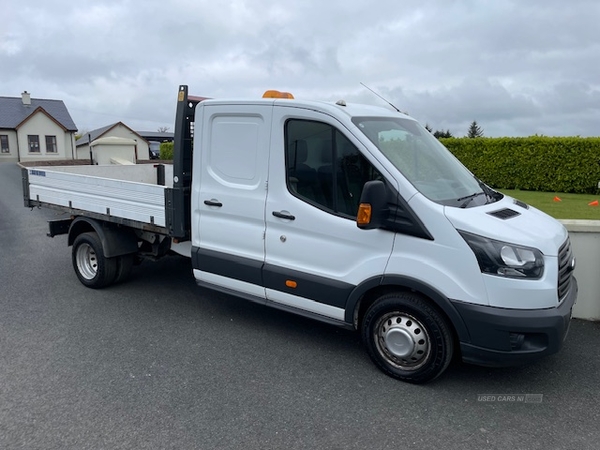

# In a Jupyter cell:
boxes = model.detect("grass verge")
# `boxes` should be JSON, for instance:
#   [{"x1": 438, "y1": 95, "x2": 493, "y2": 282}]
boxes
[{"x1": 501, "y1": 190, "x2": 600, "y2": 220}]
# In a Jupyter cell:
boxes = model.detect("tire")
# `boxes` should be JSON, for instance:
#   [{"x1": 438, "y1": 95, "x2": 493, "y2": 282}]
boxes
[
  {"x1": 114, "y1": 253, "x2": 135, "y2": 284},
  {"x1": 72, "y1": 232, "x2": 117, "y2": 289},
  {"x1": 361, "y1": 292, "x2": 454, "y2": 384}
]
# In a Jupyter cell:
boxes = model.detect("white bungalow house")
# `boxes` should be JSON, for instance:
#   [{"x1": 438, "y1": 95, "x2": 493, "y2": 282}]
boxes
[
  {"x1": 75, "y1": 122, "x2": 151, "y2": 162},
  {"x1": 0, "y1": 91, "x2": 78, "y2": 163}
]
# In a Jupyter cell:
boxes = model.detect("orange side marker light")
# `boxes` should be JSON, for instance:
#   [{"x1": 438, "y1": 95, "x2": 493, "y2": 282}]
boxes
[{"x1": 357, "y1": 203, "x2": 372, "y2": 226}]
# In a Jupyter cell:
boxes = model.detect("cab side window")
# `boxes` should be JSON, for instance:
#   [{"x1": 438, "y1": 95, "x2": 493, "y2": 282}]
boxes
[{"x1": 285, "y1": 119, "x2": 381, "y2": 218}]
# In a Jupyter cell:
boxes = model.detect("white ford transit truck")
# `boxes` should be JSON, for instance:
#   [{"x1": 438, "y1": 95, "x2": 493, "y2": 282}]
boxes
[{"x1": 22, "y1": 85, "x2": 577, "y2": 383}]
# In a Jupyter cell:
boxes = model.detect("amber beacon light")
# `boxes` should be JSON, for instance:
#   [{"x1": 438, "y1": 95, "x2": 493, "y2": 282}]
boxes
[{"x1": 263, "y1": 90, "x2": 295, "y2": 99}]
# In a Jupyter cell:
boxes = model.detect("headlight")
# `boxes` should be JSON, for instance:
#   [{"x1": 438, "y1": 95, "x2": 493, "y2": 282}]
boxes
[{"x1": 459, "y1": 231, "x2": 544, "y2": 279}]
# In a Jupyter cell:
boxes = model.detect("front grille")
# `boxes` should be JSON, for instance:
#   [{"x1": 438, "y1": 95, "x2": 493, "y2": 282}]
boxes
[{"x1": 557, "y1": 237, "x2": 574, "y2": 302}]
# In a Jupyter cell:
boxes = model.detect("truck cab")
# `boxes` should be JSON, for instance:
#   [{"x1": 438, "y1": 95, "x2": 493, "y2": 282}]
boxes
[
  {"x1": 25, "y1": 86, "x2": 576, "y2": 383},
  {"x1": 186, "y1": 89, "x2": 577, "y2": 383}
]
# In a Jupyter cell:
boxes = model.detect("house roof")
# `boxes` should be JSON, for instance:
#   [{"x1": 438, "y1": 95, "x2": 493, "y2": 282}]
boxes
[
  {"x1": 0, "y1": 95, "x2": 77, "y2": 131},
  {"x1": 76, "y1": 122, "x2": 148, "y2": 147},
  {"x1": 137, "y1": 131, "x2": 174, "y2": 141},
  {"x1": 76, "y1": 123, "x2": 116, "y2": 146}
]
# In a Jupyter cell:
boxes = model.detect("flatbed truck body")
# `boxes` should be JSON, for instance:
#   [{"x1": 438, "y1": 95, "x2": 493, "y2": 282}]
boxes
[{"x1": 22, "y1": 86, "x2": 577, "y2": 383}]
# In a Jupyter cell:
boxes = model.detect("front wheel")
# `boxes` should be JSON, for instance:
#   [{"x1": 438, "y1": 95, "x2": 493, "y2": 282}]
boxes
[
  {"x1": 362, "y1": 292, "x2": 454, "y2": 384},
  {"x1": 72, "y1": 232, "x2": 117, "y2": 289}
]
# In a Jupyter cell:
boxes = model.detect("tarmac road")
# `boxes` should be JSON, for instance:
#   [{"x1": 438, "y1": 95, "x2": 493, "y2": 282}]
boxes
[{"x1": 1, "y1": 161, "x2": 599, "y2": 449}]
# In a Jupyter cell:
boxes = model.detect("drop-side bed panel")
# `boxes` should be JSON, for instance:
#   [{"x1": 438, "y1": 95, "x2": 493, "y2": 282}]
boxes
[{"x1": 25, "y1": 165, "x2": 169, "y2": 227}]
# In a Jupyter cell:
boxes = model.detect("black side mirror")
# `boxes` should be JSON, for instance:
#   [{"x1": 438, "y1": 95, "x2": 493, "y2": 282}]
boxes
[{"x1": 357, "y1": 180, "x2": 388, "y2": 229}]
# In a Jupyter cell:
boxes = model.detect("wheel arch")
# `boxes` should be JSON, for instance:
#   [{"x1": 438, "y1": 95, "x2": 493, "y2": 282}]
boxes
[
  {"x1": 68, "y1": 217, "x2": 138, "y2": 258},
  {"x1": 346, "y1": 275, "x2": 471, "y2": 343}
]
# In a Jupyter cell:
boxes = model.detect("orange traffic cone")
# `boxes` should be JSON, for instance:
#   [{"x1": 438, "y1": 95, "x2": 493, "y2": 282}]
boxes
[
  {"x1": 553, "y1": 196, "x2": 562, "y2": 202},
  {"x1": 589, "y1": 200, "x2": 599, "y2": 207}
]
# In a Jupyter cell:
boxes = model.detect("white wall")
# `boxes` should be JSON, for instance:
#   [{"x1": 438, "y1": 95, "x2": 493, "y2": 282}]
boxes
[
  {"x1": 37, "y1": 163, "x2": 174, "y2": 186},
  {"x1": 92, "y1": 143, "x2": 136, "y2": 165},
  {"x1": 0, "y1": 129, "x2": 18, "y2": 162},
  {"x1": 76, "y1": 146, "x2": 93, "y2": 161},
  {"x1": 561, "y1": 220, "x2": 600, "y2": 320}
]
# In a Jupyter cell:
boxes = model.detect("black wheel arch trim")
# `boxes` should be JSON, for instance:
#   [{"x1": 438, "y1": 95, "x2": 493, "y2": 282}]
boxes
[
  {"x1": 68, "y1": 217, "x2": 139, "y2": 258},
  {"x1": 346, "y1": 274, "x2": 471, "y2": 343}
]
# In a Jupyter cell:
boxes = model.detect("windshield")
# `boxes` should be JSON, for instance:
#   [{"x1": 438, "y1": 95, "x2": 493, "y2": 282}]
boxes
[{"x1": 352, "y1": 116, "x2": 498, "y2": 207}]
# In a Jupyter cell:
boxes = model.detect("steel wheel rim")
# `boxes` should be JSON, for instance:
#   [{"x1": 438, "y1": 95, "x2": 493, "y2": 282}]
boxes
[
  {"x1": 76, "y1": 243, "x2": 98, "y2": 280},
  {"x1": 374, "y1": 312, "x2": 431, "y2": 371}
]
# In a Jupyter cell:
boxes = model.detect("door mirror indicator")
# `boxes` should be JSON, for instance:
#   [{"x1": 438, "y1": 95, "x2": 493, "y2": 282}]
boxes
[{"x1": 357, "y1": 180, "x2": 387, "y2": 230}]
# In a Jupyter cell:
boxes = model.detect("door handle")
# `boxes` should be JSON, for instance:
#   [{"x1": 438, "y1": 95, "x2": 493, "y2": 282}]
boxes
[
  {"x1": 272, "y1": 211, "x2": 295, "y2": 220},
  {"x1": 204, "y1": 200, "x2": 223, "y2": 207}
]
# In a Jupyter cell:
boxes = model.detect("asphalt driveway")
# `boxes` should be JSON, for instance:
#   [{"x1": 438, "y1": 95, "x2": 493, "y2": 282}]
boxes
[{"x1": 1, "y1": 161, "x2": 599, "y2": 449}]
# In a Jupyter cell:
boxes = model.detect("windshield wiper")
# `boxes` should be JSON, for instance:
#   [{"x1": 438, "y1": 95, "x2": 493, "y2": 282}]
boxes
[
  {"x1": 457, "y1": 192, "x2": 485, "y2": 208},
  {"x1": 477, "y1": 179, "x2": 501, "y2": 202}
]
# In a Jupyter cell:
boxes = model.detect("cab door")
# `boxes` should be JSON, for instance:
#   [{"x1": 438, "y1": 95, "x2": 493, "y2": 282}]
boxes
[
  {"x1": 191, "y1": 103, "x2": 272, "y2": 301},
  {"x1": 264, "y1": 107, "x2": 396, "y2": 321}
]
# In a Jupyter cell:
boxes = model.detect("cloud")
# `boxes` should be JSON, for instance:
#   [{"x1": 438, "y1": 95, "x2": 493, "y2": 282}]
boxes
[{"x1": 1, "y1": 0, "x2": 599, "y2": 136}]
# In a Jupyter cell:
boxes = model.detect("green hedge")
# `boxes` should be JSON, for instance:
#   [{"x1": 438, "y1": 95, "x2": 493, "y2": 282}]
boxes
[
  {"x1": 158, "y1": 136, "x2": 600, "y2": 193},
  {"x1": 440, "y1": 137, "x2": 600, "y2": 193},
  {"x1": 160, "y1": 142, "x2": 174, "y2": 160}
]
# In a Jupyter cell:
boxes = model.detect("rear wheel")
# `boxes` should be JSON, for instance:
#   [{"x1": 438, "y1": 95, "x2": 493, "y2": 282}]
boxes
[
  {"x1": 362, "y1": 292, "x2": 454, "y2": 384},
  {"x1": 72, "y1": 232, "x2": 117, "y2": 289}
]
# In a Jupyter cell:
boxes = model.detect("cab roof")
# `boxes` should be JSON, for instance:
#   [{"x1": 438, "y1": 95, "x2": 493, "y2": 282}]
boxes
[{"x1": 199, "y1": 97, "x2": 414, "y2": 121}]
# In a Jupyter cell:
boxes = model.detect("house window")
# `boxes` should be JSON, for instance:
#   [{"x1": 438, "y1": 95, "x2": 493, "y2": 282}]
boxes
[
  {"x1": 45, "y1": 135, "x2": 57, "y2": 153},
  {"x1": 0, "y1": 135, "x2": 8, "y2": 153},
  {"x1": 28, "y1": 135, "x2": 40, "y2": 153}
]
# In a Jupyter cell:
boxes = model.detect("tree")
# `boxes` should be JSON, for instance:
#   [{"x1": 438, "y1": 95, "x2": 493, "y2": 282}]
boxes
[
  {"x1": 433, "y1": 129, "x2": 453, "y2": 139},
  {"x1": 467, "y1": 121, "x2": 484, "y2": 138},
  {"x1": 157, "y1": 126, "x2": 170, "y2": 133},
  {"x1": 75, "y1": 129, "x2": 89, "y2": 141},
  {"x1": 424, "y1": 123, "x2": 433, "y2": 133}
]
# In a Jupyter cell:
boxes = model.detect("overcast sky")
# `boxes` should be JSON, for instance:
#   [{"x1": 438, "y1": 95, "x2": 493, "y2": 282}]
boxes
[{"x1": 2, "y1": 0, "x2": 599, "y2": 137}]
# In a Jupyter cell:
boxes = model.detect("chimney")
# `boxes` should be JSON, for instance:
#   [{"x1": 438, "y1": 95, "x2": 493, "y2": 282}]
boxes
[{"x1": 22, "y1": 91, "x2": 31, "y2": 106}]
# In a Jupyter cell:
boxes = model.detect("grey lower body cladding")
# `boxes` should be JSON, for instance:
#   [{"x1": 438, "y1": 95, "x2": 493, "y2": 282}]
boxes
[{"x1": 191, "y1": 246, "x2": 354, "y2": 310}]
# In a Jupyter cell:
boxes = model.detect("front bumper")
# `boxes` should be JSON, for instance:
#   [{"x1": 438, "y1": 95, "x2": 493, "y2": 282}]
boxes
[{"x1": 453, "y1": 277, "x2": 578, "y2": 367}]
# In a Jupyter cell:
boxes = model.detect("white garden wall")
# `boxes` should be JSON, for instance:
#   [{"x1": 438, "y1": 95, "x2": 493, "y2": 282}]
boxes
[{"x1": 561, "y1": 220, "x2": 600, "y2": 320}]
